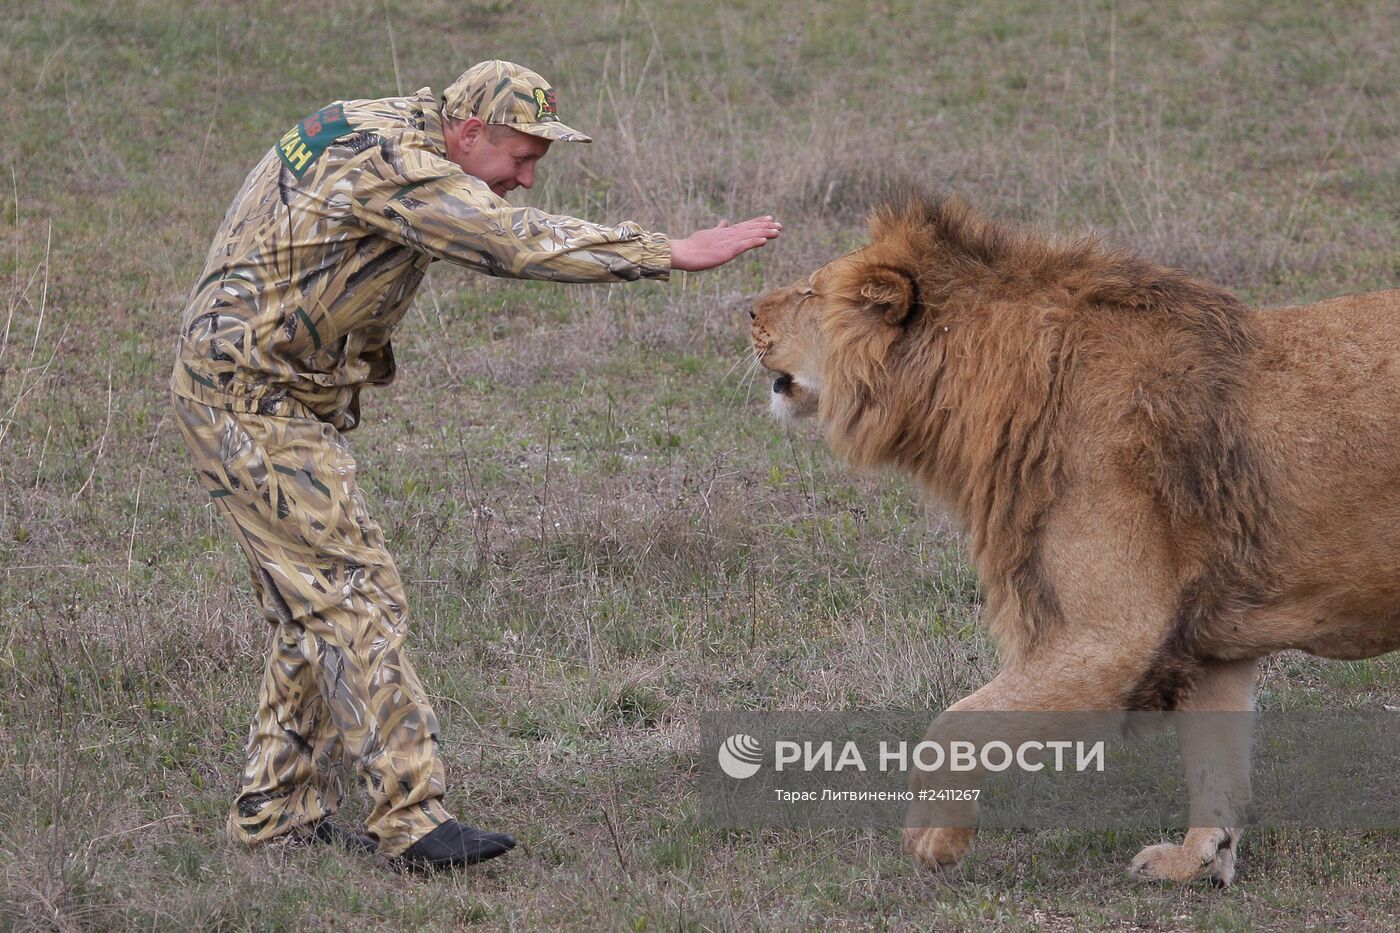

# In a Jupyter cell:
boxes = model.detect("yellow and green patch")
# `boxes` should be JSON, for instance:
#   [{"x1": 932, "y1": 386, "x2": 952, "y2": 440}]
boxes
[{"x1": 276, "y1": 103, "x2": 355, "y2": 177}]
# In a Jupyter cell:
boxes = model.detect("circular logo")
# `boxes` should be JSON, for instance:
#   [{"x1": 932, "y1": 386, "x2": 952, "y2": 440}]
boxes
[{"x1": 717, "y1": 733, "x2": 763, "y2": 779}]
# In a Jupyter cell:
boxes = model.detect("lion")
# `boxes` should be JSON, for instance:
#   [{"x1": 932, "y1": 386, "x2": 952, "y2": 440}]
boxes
[{"x1": 750, "y1": 194, "x2": 1400, "y2": 886}]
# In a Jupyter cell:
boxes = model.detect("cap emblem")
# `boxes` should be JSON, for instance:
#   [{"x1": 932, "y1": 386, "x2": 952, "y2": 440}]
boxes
[{"x1": 532, "y1": 87, "x2": 559, "y2": 122}]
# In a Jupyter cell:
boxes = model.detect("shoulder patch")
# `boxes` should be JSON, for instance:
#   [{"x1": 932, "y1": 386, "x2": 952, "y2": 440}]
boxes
[{"x1": 276, "y1": 103, "x2": 355, "y2": 178}]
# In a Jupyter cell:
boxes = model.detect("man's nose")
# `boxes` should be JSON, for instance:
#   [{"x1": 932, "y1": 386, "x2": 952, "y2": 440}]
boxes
[{"x1": 518, "y1": 164, "x2": 535, "y2": 189}]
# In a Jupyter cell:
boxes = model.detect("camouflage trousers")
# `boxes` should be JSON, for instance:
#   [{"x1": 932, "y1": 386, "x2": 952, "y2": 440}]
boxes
[{"x1": 172, "y1": 392, "x2": 452, "y2": 856}]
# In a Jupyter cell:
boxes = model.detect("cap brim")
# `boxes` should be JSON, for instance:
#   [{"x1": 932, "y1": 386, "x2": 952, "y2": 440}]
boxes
[{"x1": 516, "y1": 121, "x2": 592, "y2": 143}]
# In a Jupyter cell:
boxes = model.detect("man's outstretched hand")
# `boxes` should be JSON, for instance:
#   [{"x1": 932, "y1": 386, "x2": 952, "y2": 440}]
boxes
[{"x1": 670, "y1": 216, "x2": 782, "y2": 272}]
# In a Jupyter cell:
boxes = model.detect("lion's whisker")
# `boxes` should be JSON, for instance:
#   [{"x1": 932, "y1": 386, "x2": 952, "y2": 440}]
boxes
[{"x1": 728, "y1": 353, "x2": 763, "y2": 409}]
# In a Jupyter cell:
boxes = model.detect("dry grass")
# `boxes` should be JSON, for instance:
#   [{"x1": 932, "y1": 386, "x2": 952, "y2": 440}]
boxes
[{"x1": 2, "y1": 0, "x2": 1400, "y2": 930}]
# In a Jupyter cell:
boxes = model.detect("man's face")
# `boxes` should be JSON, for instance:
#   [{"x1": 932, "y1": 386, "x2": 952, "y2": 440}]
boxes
[{"x1": 444, "y1": 118, "x2": 551, "y2": 200}]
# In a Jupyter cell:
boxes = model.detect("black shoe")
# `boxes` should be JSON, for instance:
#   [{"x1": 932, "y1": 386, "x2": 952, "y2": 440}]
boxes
[
  {"x1": 394, "y1": 819, "x2": 516, "y2": 871},
  {"x1": 290, "y1": 817, "x2": 378, "y2": 854}
]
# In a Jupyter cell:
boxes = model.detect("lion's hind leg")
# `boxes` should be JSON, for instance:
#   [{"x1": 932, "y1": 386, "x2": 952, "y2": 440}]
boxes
[{"x1": 1129, "y1": 658, "x2": 1258, "y2": 887}]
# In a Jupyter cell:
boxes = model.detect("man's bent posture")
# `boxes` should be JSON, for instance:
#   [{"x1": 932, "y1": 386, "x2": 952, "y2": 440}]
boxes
[{"x1": 171, "y1": 60, "x2": 780, "y2": 870}]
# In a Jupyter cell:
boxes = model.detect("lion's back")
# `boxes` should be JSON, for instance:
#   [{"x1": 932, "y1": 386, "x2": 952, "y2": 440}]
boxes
[
  {"x1": 1248, "y1": 288, "x2": 1400, "y2": 577},
  {"x1": 1249, "y1": 287, "x2": 1400, "y2": 463}
]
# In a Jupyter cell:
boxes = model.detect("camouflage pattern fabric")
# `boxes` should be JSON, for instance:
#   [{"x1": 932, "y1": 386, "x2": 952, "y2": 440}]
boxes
[
  {"x1": 174, "y1": 392, "x2": 451, "y2": 854},
  {"x1": 171, "y1": 85, "x2": 673, "y2": 852},
  {"x1": 171, "y1": 87, "x2": 669, "y2": 432}
]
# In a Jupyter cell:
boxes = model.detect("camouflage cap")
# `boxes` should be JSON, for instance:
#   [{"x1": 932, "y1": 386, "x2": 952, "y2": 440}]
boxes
[{"x1": 441, "y1": 60, "x2": 592, "y2": 143}]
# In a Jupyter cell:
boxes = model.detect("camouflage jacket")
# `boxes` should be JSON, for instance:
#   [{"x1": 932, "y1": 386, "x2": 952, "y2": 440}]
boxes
[{"x1": 171, "y1": 88, "x2": 670, "y2": 430}]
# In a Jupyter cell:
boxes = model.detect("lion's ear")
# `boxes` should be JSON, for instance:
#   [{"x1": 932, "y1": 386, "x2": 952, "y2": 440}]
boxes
[{"x1": 857, "y1": 266, "x2": 917, "y2": 326}]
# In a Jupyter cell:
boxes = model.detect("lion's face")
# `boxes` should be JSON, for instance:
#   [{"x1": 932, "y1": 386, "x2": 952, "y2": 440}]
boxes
[
  {"x1": 751, "y1": 249, "x2": 917, "y2": 424},
  {"x1": 750, "y1": 267, "x2": 832, "y2": 422}
]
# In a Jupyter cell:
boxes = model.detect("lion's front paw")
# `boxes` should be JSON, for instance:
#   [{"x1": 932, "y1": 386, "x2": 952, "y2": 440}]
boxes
[
  {"x1": 1130, "y1": 829, "x2": 1237, "y2": 887},
  {"x1": 903, "y1": 826, "x2": 974, "y2": 872}
]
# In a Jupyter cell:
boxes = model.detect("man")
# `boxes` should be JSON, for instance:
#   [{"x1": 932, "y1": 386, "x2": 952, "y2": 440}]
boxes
[{"x1": 171, "y1": 60, "x2": 780, "y2": 871}]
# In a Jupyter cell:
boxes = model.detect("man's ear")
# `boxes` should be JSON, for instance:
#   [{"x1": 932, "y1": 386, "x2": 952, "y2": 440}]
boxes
[
  {"x1": 858, "y1": 265, "x2": 917, "y2": 326},
  {"x1": 453, "y1": 116, "x2": 486, "y2": 153}
]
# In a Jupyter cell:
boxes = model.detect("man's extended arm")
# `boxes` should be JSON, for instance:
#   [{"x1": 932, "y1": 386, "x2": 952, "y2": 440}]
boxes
[
  {"x1": 353, "y1": 165, "x2": 671, "y2": 283},
  {"x1": 350, "y1": 144, "x2": 777, "y2": 283}
]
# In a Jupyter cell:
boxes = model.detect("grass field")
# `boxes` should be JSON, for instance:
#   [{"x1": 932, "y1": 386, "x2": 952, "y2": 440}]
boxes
[{"x1": 3, "y1": 0, "x2": 1399, "y2": 929}]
